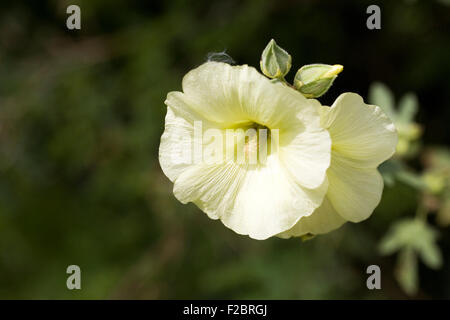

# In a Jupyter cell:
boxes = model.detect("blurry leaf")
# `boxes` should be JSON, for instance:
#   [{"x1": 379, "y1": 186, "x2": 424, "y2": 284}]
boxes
[
  {"x1": 379, "y1": 219, "x2": 419, "y2": 255},
  {"x1": 417, "y1": 239, "x2": 443, "y2": 269},
  {"x1": 369, "y1": 82, "x2": 423, "y2": 159},
  {"x1": 397, "y1": 93, "x2": 419, "y2": 124},
  {"x1": 369, "y1": 82, "x2": 396, "y2": 121},
  {"x1": 395, "y1": 247, "x2": 418, "y2": 296},
  {"x1": 379, "y1": 218, "x2": 442, "y2": 295},
  {"x1": 379, "y1": 218, "x2": 441, "y2": 258},
  {"x1": 379, "y1": 228, "x2": 404, "y2": 255},
  {"x1": 396, "y1": 170, "x2": 427, "y2": 191}
]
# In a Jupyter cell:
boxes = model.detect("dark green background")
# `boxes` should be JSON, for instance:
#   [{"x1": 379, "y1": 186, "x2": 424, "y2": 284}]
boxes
[{"x1": 0, "y1": 0, "x2": 449, "y2": 299}]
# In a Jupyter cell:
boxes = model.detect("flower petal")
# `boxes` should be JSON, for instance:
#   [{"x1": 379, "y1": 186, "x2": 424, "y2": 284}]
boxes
[
  {"x1": 159, "y1": 92, "x2": 221, "y2": 182},
  {"x1": 182, "y1": 61, "x2": 319, "y2": 130},
  {"x1": 173, "y1": 155, "x2": 328, "y2": 240},
  {"x1": 159, "y1": 106, "x2": 193, "y2": 182},
  {"x1": 326, "y1": 151, "x2": 384, "y2": 222},
  {"x1": 280, "y1": 125, "x2": 331, "y2": 189},
  {"x1": 163, "y1": 62, "x2": 331, "y2": 190},
  {"x1": 277, "y1": 197, "x2": 346, "y2": 238},
  {"x1": 320, "y1": 92, "x2": 397, "y2": 168}
]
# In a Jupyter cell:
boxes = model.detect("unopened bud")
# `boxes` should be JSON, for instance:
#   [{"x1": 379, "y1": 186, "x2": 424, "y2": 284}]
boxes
[
  {"x1": 260, "y1": 39, "x2": 292, "y2": 79},
  {"x1": 294, "y1": 64, "x2": 343, "y2": 98}
]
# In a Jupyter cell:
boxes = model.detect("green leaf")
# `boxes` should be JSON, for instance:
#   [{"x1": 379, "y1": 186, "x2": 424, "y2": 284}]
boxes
[
  {"x1": 379, "y1": 219, "x2": 440, "y2": 257},
  {"x1": 395, "y1": 247, "x2": 418, "y2": 296},
  {"x1": 369, "y1": 82, "x2": 396, "y2": 121},
  {"x1": 379, "y1": 232, "x2": 404, "y2": 255},
  {"x1": 397, "y1": 93, "x2": 419, "y2": 124},
  {"x1": 417, "y1": 239, "x2": 443, "y2": 269},
  {"x1": 379, "y1": 218, "x2": 442, "y2": 296}
]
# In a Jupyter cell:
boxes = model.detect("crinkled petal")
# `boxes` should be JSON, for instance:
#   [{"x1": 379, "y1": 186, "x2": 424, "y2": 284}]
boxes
[
  {"x1": 159, "y1": 106, "x2": 193, "y2": 182},
  {"x1": 182, "y1": 61, "x2": 321, "y2": 131},
  {"x1": 279, "y1": 97, "x2": 331, "y2": 189},
  {"x1": 173, "y1": 155, "x2": 328, "y2": 240},
  {"x1": 326, "y1": 151, "x2": 384, "y2": 222},
  {"x1": 162, "y1": 62, "x2": 331, "y2": 190},
  {"x1": 159, "y1": 92, "x2": 221, "y2": 182},
  {"x1": 320, "y1": 92, "x2": 397, "y2": 168},
  {"x1": 280, "y1": 127, "x2": 331, "y2": 189}
]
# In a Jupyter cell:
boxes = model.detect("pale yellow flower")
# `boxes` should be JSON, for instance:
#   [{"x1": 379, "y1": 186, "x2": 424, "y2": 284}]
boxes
[
  {"x1": 159, "y1": 61, "x2": 397, "y2": 240},
  {"x1": 159, "y1": 62, "x2": 331, "y2": 240}
]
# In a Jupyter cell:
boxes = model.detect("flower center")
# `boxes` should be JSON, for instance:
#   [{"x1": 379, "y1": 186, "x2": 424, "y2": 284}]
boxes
[{"x1": 235, "y1": 122, "x2": 275, "y2": 165}]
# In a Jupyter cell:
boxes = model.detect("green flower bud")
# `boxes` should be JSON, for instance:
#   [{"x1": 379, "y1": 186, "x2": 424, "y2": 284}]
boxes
[
  {"x1": 260, "y1": 39, "x2": 292, "y2": 79},
  {"x1": 294, "y1": 64, "x2": 343, "y2": 98}
]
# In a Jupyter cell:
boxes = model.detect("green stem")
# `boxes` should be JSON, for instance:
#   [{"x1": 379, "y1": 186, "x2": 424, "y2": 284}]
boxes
[{"x1": 415, "y1": 196, "x2": 428, "y2": 221}]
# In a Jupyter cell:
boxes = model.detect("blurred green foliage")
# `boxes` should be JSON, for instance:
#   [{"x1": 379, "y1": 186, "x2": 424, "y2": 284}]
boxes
[{"x1": 0, "y1": 0, "x2": 449, "y2": 299}]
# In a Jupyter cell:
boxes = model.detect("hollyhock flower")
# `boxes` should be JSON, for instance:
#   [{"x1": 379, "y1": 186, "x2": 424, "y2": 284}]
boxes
[
  {"x1": 159, "y1": 61, "x2": 397, "y2": 240},
  {"x1": 159, "y1": 61, "x2": 331, "y2": 240}
]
